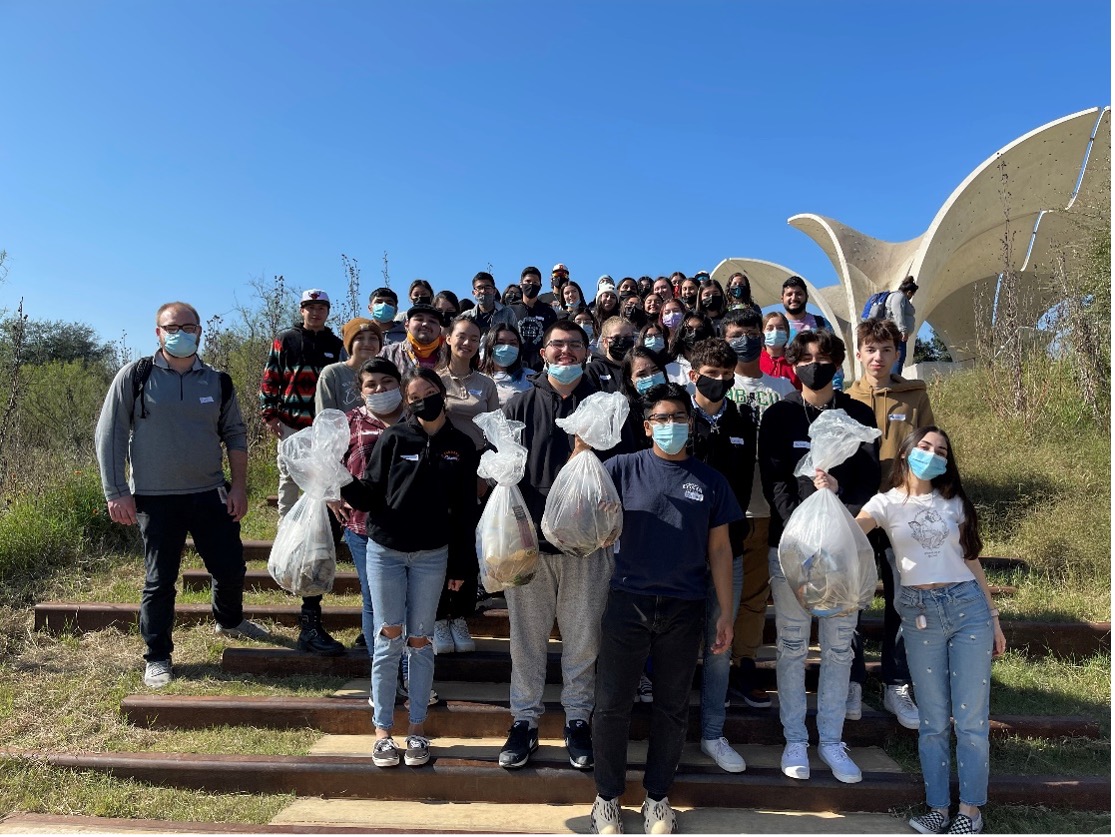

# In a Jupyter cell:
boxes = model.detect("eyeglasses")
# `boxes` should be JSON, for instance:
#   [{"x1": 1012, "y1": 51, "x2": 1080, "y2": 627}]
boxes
[
  {"x1": 160, "y1": 323, "x2": 201, "y2": 334},
  {"x1": 545, "y1": 339, "x2": 585, "y2": 351},
  {"x1": 646, "y1": 412, "x2": 689, "y2": 425}
]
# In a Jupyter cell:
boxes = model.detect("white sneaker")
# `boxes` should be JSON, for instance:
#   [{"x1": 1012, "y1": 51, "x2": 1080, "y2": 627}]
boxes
[
  {"x1": 590, "y1": 795, "x2": 623, "y2": 834},
  {"x1": 818, "y1": 741, "x2": 863, "y2": 784},
  {"x1": 780, "y1": 742, "x2": 809, "y2": 780},
  {"x1": 214, "y1": 619, "x2": 271, "y2": 640},
  {"x1": 449, "y1": 617, "x2": 476, "y2": 652},
  {"x1": 700, "y1": 737, "x2": 746, "y2": 773},
  {"x1": 143, "y1": 658, "x2": 172, "y2": 688},
  {"x1": 845, "y1": 681, "x2": 863, "y2": 720},
  {"x1": 433, "y1": 620, "x2": 454, "y2": 654},
  {"x1": 641, "y1": 796, "x2": 676, "y2": 834},
  {"x1": 884, "y1": 683, "x2": 920, "y2": 730}
]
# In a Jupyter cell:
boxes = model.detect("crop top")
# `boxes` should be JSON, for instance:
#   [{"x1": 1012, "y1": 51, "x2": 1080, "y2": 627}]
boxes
[{"x1": 861, "y1": 488, "x2": 975, "y2": 587}]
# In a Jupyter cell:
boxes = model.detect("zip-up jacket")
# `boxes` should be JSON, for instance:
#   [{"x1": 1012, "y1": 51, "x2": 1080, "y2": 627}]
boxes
[
  {"x1": 690, "y1": 398, "x2": 756, "y2": 553},
  {"x1": 846, "y1": 373, "x2": 934, "y2": 487},
  {"x1": 502, "y1": 372, "x2": 607, "y2": 554},
  {"x1": 758, "y1": 391, "x2": 880, "y2": 547},
  {"x1": 259, "y1": 324, "x2": 344, "y2": 429},
  {"x1": 96, "y1": 352, "x2": 247, "y2": 500},
  {"x1": 340, "y1": 417, "x2": 480, "y2": 579}
]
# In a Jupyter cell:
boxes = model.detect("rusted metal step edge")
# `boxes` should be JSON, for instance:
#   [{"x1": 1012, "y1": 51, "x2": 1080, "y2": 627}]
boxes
[
  {"x1": 7, "y1": 751, "x2": 1107, "y2": 811},
  {"x1": 184, "y1": 539, "x2": 352, "y2": 563},
  {"x1": 0, "y1": 812, "x2": 455, "y2": 834},
  {"x1": 179, "y1": 568, "x2": 1018, "y2": 599},
  {"x1": 121, "y1": 694, "x2": 1102, "y2": 742},
  {"x1": 36, "y1": 603, "x2": 1105, "y2": 657}
]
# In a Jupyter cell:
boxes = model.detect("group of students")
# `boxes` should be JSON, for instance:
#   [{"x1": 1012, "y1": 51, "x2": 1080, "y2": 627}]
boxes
[{"x1": 247, "y1": 266, "x2": 1006, "y2": 836}]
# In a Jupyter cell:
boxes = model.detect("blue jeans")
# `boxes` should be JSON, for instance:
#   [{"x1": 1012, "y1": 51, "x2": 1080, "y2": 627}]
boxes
[
  {"x1": 344, "y1": 529, "x2": 372, "y2": 658},
  {"x1": 365, "y1": 538, "x2": 448, "y2": 731},
  {"x1": 897, "y1": 580, "x2": 993, "y2": 809},
  {"x1": 700, "y1": 555, "x2": 744, "y2": 739},
  {"x1": 593, "y1": 589, "x2": 705, "y2": 800},
  {"x1": 768, "y1": 548, "x2": 857, "y2": 745}
]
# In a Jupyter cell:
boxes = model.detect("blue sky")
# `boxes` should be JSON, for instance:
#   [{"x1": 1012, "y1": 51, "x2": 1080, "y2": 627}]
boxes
[{"x1": 1, "y1": 1, "x2": 1110, "y2": 356}]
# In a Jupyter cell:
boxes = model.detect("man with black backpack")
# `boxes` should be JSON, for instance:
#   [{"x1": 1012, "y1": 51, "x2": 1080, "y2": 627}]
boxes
[{"x1": 96, "y1": 301, "x2": 270, "y2": 689}]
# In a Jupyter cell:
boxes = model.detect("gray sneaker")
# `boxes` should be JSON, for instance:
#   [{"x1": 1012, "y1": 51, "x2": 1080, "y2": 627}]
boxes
[
  {"x1": 215, "y1": 619, "x2": 271, "y2": 640},
  {"x1": 143, "y1": 658, "x2": 173, "y2": 688}
]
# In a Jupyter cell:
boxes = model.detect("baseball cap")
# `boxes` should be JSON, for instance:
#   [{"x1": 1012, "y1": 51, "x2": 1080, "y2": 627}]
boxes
[
  {"x1": 552, "y1": 263, "x2": 569, "y2": 274},
  {"x1": 300, "y1": 289, "x2": 330, "y2": 305}
]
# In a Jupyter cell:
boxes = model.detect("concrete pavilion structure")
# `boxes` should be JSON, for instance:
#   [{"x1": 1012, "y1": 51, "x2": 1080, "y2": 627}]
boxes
[{"x1": 713, "y1": 107, "x2": 1111, "y2": 376}]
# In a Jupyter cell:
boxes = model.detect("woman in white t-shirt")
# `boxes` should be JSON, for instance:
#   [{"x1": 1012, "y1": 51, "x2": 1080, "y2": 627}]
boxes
[{"x1": 856, "y1": 427, "x2": 1006, "y2": 836}]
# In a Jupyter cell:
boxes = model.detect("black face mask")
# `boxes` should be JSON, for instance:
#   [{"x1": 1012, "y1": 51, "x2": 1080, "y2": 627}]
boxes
[
  {"x1": 796, "y1": 362, "x2": 837, "y2": 391},
  {"x1": 413, "y1": 295, "x2": 432, "y2": 306},
  {"x1": 608, "y1": 336, "x2": 635, "y2": 359},
  {"x1": 682, "y1": 327, "x2": 713, "y2": 347},
  {"x1": 703, "y1": 296, "x2": 724, "y2": 312},
  {"x1": 410, "y1": 393, "x2": 445, "y2": 421},
  {"x1": 696, "y1": 375, "x2": 733, "y2": 403},
  {"x1": 681, "y1": 294, "x2": 697, "y2": 308},
  {"x1": 521, "y1": 283, "x2": 540, "y2": 300},
  {"x1": 729, "y1": 285, "x2": 746, "y2": 300}
]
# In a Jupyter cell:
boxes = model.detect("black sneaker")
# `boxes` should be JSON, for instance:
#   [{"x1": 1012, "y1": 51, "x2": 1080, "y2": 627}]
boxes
[
  {"x1": 372, "y1": 736, "x2": 401, "y2": 768},
  {"x1": 404, "y1": 734, "x2": 431, "y2": 767},
  {"x1": 498, "y1": 720, "x2": 538, "y2": 769},
  {"x1": 564, "y1": 719, "x2": 594, "y2": 770},
  {"x1": 297, "y1": 613, "x2": 346, "y2": 657},
  {"x1": 354, "y1": 632, "x2": 367, "y2": 649}
]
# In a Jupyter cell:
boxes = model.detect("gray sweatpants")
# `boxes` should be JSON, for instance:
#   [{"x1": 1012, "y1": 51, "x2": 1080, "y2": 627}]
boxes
[{"x1": 505, "y1": 548, "x2": 614, "y2": 727}]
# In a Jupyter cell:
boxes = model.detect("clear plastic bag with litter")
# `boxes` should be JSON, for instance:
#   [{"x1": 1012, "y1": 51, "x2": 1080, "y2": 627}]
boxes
[
  {"x1": 473, "y1": 410, "x2": 539, "y2": 592},
  {"x1": 268, "y1": 409, "x2": 353, "y2": 597},
  {"x1": 778, "y1": 409, "x2": 880, "y2": 616},
  {"x1": 541, "y1": 391, "x2": 628, "y2": 558}
]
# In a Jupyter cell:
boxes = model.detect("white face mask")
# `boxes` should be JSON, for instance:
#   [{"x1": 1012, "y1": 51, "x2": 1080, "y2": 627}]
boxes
[{"x1": 365, "y1": 388, "x2": 402, "y2": 415}]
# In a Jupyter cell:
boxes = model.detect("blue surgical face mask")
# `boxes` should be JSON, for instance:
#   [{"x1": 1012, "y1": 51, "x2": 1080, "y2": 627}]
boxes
[
  {"x1": 651, "y1": 422, "x2": 689, "y2": 455},
  {"x1": 372, "y1": 302, "x2": 396, "y2": 323},
  {"x1": 907, "y1": 447, "x2": 948, "y2": 481},
  {"x1": 492, "y1": 344, "x2": 520, "y2": 367},
  {"x1": 644, "y1": 335, "x2": 665, "y2": 353},
  {"x1": 634, "y1": 371, "x2": 666, "y2": 395},
  {"x1": 547, "y1": 362, "x2": 583, "y2": 386},
  {"x1": 764, "y1": 329, "x2": 788, "y2": 348},
  {"x1": 579, "y1": 323, "x2": 594, "y2": 339},
  {"x1": 729, "y1": 334, "x2": 763, "y2": 363},
  {"x1": 163, "y1": 330, "x2": 199, "y2": 358}
]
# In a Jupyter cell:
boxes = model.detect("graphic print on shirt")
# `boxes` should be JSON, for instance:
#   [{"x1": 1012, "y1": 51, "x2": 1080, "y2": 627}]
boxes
[
  {"x1": 517, "y1": 316, "x2": 545, "y2": 347},
  {"x1": 683, "y1": 482, "x2": 705, "y2": 502},
  {"x1": 907, "y1": 508, "x2": 949, "y2": 550}
]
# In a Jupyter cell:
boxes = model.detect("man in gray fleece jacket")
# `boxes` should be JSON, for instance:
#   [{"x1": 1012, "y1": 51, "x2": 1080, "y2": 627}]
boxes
[{"x1": 96, "y1": 301, "x2": 268, "y2": 689}]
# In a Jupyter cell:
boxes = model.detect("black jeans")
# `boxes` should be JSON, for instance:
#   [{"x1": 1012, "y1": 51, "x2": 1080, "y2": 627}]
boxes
[
  {"x1": 851, "y1": 528, "x2": 910, "y2": 685},
  {"x1": 593, "y1": 588, "x2": 704, "y2": 800},
  {"x1": 135, "y1": 490, "x2": 246, "y2": 662}
]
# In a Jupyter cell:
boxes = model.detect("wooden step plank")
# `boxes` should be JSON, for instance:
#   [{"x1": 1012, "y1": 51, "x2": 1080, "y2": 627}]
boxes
[
  {"x1": 121, "y1": 694, "x2": 1103, "y2": 743},
  {"x1": 9, "y1": 751, "x2": 1107, "y2": 811},
  {"x1": 36, "y1": 603, "x2": 1104, "y2": 657},
  {"x1": 184, "y1": 538, "x2": 351, "y2": 563},
  {"x1": 179, "y1": 568, "x2": 1018, "y2": 598}
]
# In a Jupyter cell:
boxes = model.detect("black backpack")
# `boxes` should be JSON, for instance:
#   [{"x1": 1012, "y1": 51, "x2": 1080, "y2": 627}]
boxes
[{"x1": 131, "y1": 356, "x2": 233, "y2": 419}]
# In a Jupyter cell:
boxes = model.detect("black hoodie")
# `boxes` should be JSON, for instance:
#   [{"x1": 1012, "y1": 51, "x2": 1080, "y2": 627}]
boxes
[
  {"x1": 341, "y1": 416, "x2": 480, "y2": 578},
  {"x1": 503, "y1": 370, "x2": 614, "y2": 554}
]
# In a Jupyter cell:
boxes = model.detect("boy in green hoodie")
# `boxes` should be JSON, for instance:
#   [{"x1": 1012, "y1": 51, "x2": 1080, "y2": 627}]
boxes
[{"x1": 845, "y1": 319, "x2": 934, "y2": 729}]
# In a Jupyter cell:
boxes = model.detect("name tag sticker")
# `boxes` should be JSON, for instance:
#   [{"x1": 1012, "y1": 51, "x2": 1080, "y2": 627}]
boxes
[
  {"x1": 468, "y1": 389, "x2": 484, "y2": 398},
  {"x1": 889, "y1": 413, "x2": 907, "y2": 421},
  {"x1": 598, "y1": 374, "x2": 612, "y2": 381},
  {"x1": 730, "y1": 436, "x2": 746, "y2": 446},
  {"x1": 401, "y1": 454, "x2": 419, "y2": 461},
  {"x1": 793, "y1": 440, "x2": 811, "y2": 449},
  {"x1": 199, "y1": 396, "x2": 214, "y2": 404},
  {"x1": 324, "y1": 352, "x2": 336, "y2": 359}
]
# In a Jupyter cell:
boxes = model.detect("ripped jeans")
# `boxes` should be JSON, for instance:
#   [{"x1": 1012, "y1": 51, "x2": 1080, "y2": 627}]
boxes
[
  {"x1": 365, "y1": 538, "x2": 448, "y2": 731},
  {"x1": 768, "y1": 548, "x2": 857, "y2": 745}
]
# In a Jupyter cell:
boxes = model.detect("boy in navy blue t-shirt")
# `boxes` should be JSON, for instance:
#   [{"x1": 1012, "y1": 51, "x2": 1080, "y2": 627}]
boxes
[{"x1": 587, "y1": 382, "x2": 742, "y2": 835}]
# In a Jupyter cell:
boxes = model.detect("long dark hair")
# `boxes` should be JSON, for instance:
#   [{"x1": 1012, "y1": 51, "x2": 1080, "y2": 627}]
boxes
[
  {"x1": 889, "y1": 426, "x2": 983, "y2": 562},
  {"x1": 620, "y1": 345, "x2": 664, "y2": 404},
  {"x1": 438, "y1": 315, "x2": 482, "y2": 371},
  {"x1": 480, "y1": 323, "x2": 523, "y2": 378}
]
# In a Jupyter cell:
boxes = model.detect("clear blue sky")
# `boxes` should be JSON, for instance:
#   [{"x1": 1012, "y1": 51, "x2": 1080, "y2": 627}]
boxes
[{"x1": 1, "y1": 1, "x2": 1109, "y2": 356}]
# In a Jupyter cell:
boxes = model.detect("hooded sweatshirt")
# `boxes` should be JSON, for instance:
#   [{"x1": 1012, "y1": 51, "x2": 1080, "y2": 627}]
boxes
[{"x1": 846, "y1": 373, "x2": 934, "y2": 487}]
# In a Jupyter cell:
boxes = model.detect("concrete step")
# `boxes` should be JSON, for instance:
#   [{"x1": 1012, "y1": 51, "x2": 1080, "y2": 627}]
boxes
[
  {"x1": 0, "y1": 813, "x2": 402, "y2": 834},
  {"x1": 35, "y1": 602, "x2": 1105, "y2": 656},
  {"x1": 9, "y1": 750, "x2": 1107, "y2": 811},
  {"x1": 179, "y1": 568, "x2": 1019, "y2": 599},
  {"x1": 120, "y1": 689, "x2": 1102, "y2": 743}
]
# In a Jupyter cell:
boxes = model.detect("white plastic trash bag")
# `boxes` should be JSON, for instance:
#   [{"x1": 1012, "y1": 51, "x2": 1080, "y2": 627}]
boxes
[
  {"x1": 268, "y1": 409, "x2": 353, "y2": 597},
  {"x1": 541, "y1": 391, "x2": 628, "y2": 557},
  {"x1": 778, "y1": 409, "x2": 880, "y2": 616},
  {"x1": 473, "y1": 410, "x2": 539, "y2": 592}
]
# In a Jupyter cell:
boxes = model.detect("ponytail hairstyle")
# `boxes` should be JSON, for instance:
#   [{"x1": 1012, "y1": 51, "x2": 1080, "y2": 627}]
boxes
[{"x1": 890, "y1": 426, "x2": 982, "y2": 562}]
